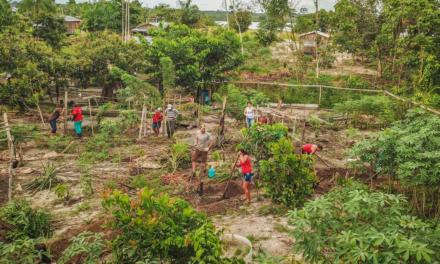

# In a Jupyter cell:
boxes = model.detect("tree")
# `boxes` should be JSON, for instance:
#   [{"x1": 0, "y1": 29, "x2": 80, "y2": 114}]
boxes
[
  {"x1": 32, "y1": 14, "x2": 67, "y2": 49},
  {"x1": 178, "y1": 0, "x2": 201, "y2": 26},
  {"x1": 0, "y1": 0, "x2": 14, "y2": 30},
  {"x1": 17, "y1": 0, "x2": 56, "y2": 20},
  {"x1": 255, "y1": 0, "x2": 290, "y2": 45},
  {"x1": 229, "y1": 10, "x2": 252, "y2": 32},
  {"x1": 145, "y1": 25, "x2": 243, "y2": 93}
]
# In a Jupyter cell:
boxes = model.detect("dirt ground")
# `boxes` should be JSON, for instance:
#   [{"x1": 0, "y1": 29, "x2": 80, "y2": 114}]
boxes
[{"x1": 0, "y1": 105, "x2": 378, "y2": 262}]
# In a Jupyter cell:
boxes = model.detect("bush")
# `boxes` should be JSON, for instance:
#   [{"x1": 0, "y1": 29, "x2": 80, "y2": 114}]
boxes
[
  {"x1": 119, "y1": 109, "x2": 140, "y2": 128},
  {"x1": 102, "y1": 188, "x2": 242, "y2": 263},
  {"x1": 334, "y1": 95, "x2": 403, "y2": 125},
  {"x1": 259, "y1": 138, "x2": 316, "y2": 207},
  {"x1": 0, "y1": 199, "x2": 52, "y2": 240},
  {"x1": 213, "y1": 85, "x2": 248, "y2": 119},
  {"x1": 348, "y1": 109, "x2": 440, "y2": 217},
  {"x1": 289, "y1": 182, "x2": 440, "y2": 263},
  {"x1": 170, "y1": 142, "x2": 190, "y2": 172},
  {"x1": 238, "y1": 123, "x2": 288, "y2": 162},
  {"x1": 0, "y1": 238, "x2": 50, "y2": 264},
  {"x1": 58, "y1": 232, "x2": 105, "y2": 264}
]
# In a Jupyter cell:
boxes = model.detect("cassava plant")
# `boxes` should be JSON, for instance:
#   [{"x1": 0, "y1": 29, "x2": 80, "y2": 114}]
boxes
[
  {"x1": 348, "y1": 109, "x2": 440, "y2": 217},
  {"x1": 289, "y1": 181, "x2": 440, "y2": 263},
  {"x1": 58, "y1": 232, "x2": 105, "y2": 264},
  {"x1": 170, "y1": 142, "x2": 190, "y2": 172}
]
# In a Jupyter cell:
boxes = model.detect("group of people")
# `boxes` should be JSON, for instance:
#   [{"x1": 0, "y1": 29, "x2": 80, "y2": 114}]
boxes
[
  {"x1": 48, "y1": 102, "x2": 83, "y2": 138},
  {"x1": 48, "y1": 99, "x2": 323, "y2": 203}
]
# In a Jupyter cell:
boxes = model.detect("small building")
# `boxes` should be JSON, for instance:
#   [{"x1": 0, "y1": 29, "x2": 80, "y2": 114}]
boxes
[
  {"x1": 131, "y1": 22, "x2": 169, "y2": 36},
  {"x1": 64, "y1": 15, "x2": 81, "y2": 34},
  {"x1": 299, "y1": 31, "x2": 330, "y2": 55}
]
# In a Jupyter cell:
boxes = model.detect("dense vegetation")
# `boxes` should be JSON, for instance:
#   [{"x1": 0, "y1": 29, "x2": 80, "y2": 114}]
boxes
[{"x1": 289, "y1": 182, "x2": 440, "y2": 263}]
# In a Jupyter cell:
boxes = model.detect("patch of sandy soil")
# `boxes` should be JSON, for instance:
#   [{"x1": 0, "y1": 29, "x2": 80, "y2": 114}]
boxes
[{"x1": 213, "y1": 200, "x2": 295, "y2": 259}]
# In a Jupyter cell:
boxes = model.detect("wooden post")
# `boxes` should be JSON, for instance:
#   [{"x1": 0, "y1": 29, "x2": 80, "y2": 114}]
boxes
[
  {"x1": 3, "y1": 113, "x2": 15, "y2": 201},
  {"x1": 63, "y1": 91, "x2": 68, "y2": 134},
  {"x1": 318, "y1": 85, "x2": 323, "y2": 106},
  {"x1": 36, "y1": 102, "x2": 47, "y2": 128},
  {"x1": 179, "y1": 94, "x2": 182, "y2": 106},
  {"x1": 88, "y1": 98, "x2": 94, "y2": 136},
  {"x1": 138, "y1": 104, "x2": 146, "y2": 140}
]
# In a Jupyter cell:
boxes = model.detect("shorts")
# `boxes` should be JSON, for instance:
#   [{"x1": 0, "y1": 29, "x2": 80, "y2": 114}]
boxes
[
  {"x1": 152, "y1": 122, "x2": 161, "y2": 129},
  {"x1": 192, "y1": 149, "x2": 208, "y2": 163},
  {"x1": 243, "y1": 172, "x2": 253, "y2": 182}
]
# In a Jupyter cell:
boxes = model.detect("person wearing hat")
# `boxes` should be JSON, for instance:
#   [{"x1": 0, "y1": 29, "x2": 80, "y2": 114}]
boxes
[
  {"x1": 152, "y1": 107, "x2": 163, "y2": 136},
  {"x1": 165, "y1": 104, "x2": 179, "y2": 138},
  {"x1": 192, "y1": 124, "x2": 214, "y2": 194}
]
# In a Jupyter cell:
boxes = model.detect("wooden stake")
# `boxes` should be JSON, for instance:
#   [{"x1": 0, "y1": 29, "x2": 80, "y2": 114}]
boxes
[
  {"x1": 318, "y1": 85, "x2": 322, "y2": 106},
  {"x1": 36, "y1": 102, "x2": 47, "y2": 128},
  {"x1": 63, "y1": 91, "x2": 68, "y2": 135},
  {"x1": 3, "y1": 113, "x2": 15, "y2": 201},
  {"x1": 138, "y1": 104, "x2": 146, "y2": 140},
  {"x1": 88, "y1": 98, "x2": 94, "y2": 136}
]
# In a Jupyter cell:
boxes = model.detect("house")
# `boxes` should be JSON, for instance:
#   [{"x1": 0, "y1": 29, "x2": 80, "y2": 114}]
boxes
[
  {"x1": 131, "y1": 22, "x2": 169, "y2": 36},
  {"x1": 299, "y1": 31, "x2": 330, "y2": 55},
  {"x1": 64, "y1": 15, "x2": 81, "y2": 34}
]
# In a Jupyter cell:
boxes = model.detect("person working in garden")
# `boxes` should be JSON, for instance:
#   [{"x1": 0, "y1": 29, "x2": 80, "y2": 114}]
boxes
[
  {"x1": 191, "y1": 124, "x2": 214, "y2": 194},
  {"x1": 236, "y1": 149, "x2": 253, "y2": 203},
  {"x1": 71, "y1": 102, "x2": 83, "y2": 138},
  {"x1": 302, "y1": 143, "x2": 323, "y2": 155},
  {"x1": 152, "y1": 107, "x2": 163, "y2": 136},
  {"x1": 165, "y1": 104, "x2": 179, "y2": 138},
  {"x1": 48, "y1": 103, "x2": 64, "y2": 134},
  {"x1": 244, "y1": 101, "x2": 255, "y2": 128}
]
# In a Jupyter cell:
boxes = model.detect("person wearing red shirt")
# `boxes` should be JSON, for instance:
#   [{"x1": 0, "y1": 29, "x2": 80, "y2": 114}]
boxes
[
  {"x1": 236, "y1": 149, "x2": 253, "y2": 203},
  {"x1": 152, "y1": 108, "x2": 163, "y2": 136},
  {"x1": 302, "y1": 143, "x2": 323, "y2": 155},
  {"x1": 71, "y1": 102, "x2": 83, "y2": 137}
]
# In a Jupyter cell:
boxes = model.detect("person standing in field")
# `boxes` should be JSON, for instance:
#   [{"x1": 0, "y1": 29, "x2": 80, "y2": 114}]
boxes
[
  {"x1": 48, "y1": 103, "x2": 64, "y2": 134},
  {"x1": 165, "y1": 104, "x2": 179, "y2": 138},
  {"x1": 191, "y1": 124, "x2": 214, "y2": 194},
  {"x1": 244, "y1": 101, "x2": 255, "y2": 128},
  {"x1": 236, "y1": 149, "x2": 253, "y2": 203},
  {"x1": 71, "y1": 102, "x2": 83, "y2": 138},
  {"x1": 301, "y1": 143, "x2": 323, "y2": 155},
  {"x1": 152, "y1": 108, "x2": 163, "y2": 136}
]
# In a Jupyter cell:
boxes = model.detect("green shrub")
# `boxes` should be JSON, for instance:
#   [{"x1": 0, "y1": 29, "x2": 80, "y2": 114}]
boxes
[
  {"x1": 102, "y1": 188, "x2": 242, "y2": 263},
  {"x1": 348, "y1": 109, "x2": 440, "y2": 217},
  {"x1": 334, "y1": 95, "x2": 403, "y2": 124},
  {"x1": 58, "y1": 232, "x2": 105, "y2": 264},
  {"x1": 0, "y1": 238, "x2": 50, "y2": 264},
  {"x1": 213, "y1": 85, "x2": 248, "y2": 119},
  {"x1": 24, "y1": 163, "x2": 59, "y2": 193},
  {"x1": 170, "y1": 142, "x2": 190, "y2": 172},
  {"x1": 289, "y1": 182, "x2": 440, "y2": 263},
  {"x1": 238, "y1": 123, "x2": 288, "y2": 162},
  {"x1": 259, "y1": 138, "x2": 315, "y2": 207},
  {"x1": 0, "y1": 199, "x2": 52, "y2": 239},
  {"x1": 54, "y1": 184, "x2": 71, "y2": 202},
  {"x1": 119, "y1": 109, "x2": 140, "y2": 128}
]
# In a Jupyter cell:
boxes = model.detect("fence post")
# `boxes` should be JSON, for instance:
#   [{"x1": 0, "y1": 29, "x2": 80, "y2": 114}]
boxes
[
  {"x1": 138, "y1": 104, "x2": 146, "y2": 140},
  {"x1": 3, "y1": 113, "x2": 15, "y2": 201},
  {"x1": 318, "y1": 85, "x2": 323, "y2": 106},
  {"x1": 36, "y1": 101, "x2": 47, "y2": 129},
  {"x1": 88, "y1": 98, "x2": 94, "y2": 136},
  {"x1": 63, "y1": 91, "x2": 68, "y2": 135}
]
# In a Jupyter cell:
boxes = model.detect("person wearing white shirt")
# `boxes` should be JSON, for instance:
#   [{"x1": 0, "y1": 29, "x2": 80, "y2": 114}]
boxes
[{"x1": 244, "y1": 101, "x2": 255, "y2": 128}]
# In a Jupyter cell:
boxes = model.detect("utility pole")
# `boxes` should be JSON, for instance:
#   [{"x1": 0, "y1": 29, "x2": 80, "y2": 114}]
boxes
[
  {"x1": 224, "y1": 0, "x2": 230, "y2": 29},
  {"x1": 122, "y1": 0, "x2": 130, "y2": 43},
  {"x1": 314, "y1": 0, "x2": 320, "y2": 78}
]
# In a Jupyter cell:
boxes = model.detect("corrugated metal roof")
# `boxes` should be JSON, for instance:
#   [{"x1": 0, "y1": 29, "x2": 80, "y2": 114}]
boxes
[
  {"x1": 299, "y1": 31, "x2": 330, "y2": 38},
  {"x1": 64, "y1": 15, "x2": 81, "y2": 22}
]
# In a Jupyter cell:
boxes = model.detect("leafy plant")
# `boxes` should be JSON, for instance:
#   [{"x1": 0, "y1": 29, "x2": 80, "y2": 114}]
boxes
[
  {"x1": 102, "y1": 188, "x2": 242, "y2": 263},
  {"x1": 54, "y1": 184, "x2": 71, "y2": 202},
  {"x1": 80, "y1": 173, "x2": 93, "y2": 197},
  {"x1": 259, "y1": 138, "x2": 315, "y2": 207},
  {"x1": 348, "y1": 109, "x2": 440, "y2": 216},
  {"x1": 47, "y1": 135, "x2": 74, "y2": 152},
  {"x1": 289, "y1": 182, "x2": 440, "y2": 263},
  {"x1": 58, "y1": 231, "x2": 105, "y2": 264},
  {"x1": 170, "y1": 142, "x2": 190, "y2": 172},
  {"x1": 0, "y1": 199, "x2": 52, "y2": 239},
  {"x1": 0, "y1": 238, "x2": 50, "y2": 264},
  {"x1": 24, "y1": 163, "x2": 59, "y2": 193},
  {"x1": 119, "y1": 109, "x2": 140, "y2": 128}
]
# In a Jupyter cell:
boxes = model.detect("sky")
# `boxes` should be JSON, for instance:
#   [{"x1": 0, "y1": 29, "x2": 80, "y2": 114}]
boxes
[{"x1": 142, "y1": 0, "x2": 337, "y2": 11}]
